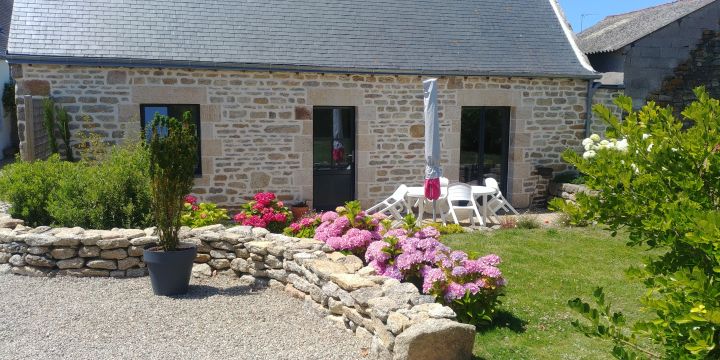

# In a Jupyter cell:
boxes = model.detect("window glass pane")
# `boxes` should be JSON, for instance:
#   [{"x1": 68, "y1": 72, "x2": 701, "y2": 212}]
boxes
[{"x1": 143, "y1": 106, "x2": 168, "y2": 141}]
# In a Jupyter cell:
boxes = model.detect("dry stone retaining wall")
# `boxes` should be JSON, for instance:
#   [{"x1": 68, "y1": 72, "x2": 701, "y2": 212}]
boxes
[{"x1": 0, "y1": 218, "x2": 475, "y2": 360}]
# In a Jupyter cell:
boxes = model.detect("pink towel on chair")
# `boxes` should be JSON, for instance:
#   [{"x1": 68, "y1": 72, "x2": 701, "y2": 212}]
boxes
[{"x1": 424, "y1": 178, "x2": 441, "y2": 200}]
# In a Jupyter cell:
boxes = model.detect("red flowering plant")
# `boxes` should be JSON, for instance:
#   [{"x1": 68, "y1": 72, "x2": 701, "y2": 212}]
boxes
[
  {"x1": 283, "y1": 212, "x2": 323, "y2": 238},
  {"x1": 233, "y1": 192, "x2": 292, "y2": 233}
]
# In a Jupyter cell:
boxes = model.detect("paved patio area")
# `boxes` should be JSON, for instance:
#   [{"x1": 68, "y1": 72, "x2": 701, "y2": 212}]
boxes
[{"x1": 0, "y1": 273, "x2": 368, "y2": 360}]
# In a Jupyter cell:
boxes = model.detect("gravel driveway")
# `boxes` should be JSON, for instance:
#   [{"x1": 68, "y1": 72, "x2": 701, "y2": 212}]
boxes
[{"x1": 0, "y1": 273, "x2": 368, "y2": 360}]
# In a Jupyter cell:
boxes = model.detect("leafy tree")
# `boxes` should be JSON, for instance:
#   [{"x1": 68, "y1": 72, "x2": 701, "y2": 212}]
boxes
[
  {"x1": 554, "y1": 87, "x2": 720, "y2": 359},
  {"x1": 148, "y1": 111, "x2": 198, "y2": 251}
]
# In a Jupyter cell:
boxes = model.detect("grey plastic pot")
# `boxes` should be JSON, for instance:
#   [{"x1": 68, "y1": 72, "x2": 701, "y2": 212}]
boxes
[{"x1": 143, "y1": 246, "x2": 197, "y2": 296}]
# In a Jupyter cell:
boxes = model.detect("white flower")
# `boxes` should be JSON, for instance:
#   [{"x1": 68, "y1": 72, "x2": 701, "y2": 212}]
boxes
[
  {"x1": 582, "y1": 138, "x2": 594, "y2": 147},
  {"x1": 616, "y1": 139, "x2": 629, "y2": 152},
  {"x1": 590, "y1": 134, "x2": 601, "y2": 142},
  {"x1": 584, "y1": 143, "x2": 593, "y2": 151},
  {"x1": 647, "y1": 143, "x2": 654, "y2": 152},
  {"x1": 642, "y1": 134, "x2": 651, "y2": 140},
  {"x1": 631, "y1": 163, "x2": 639, "y2": 174},
  {"x1": 583, "y1": 150, "x2": 596, "y2": 159},
  {"x1": 600, "y1": 140, "x2": 610, "y2": 146}
]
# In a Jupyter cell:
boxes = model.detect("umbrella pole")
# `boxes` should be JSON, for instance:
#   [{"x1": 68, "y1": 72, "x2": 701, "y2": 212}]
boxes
[{"x1": 432, "y1": 200, "x2": 437, "y2": 222}]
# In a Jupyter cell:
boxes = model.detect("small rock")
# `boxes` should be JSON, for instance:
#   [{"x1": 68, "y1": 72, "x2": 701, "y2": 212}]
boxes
[
  {"x1": 96, "y1": 238, "x2": 130, "y2": 250},
  {"x1": 129, "y1": 236, "x2": 158, "y2": 246},
  {"x1": 245, "y1": 241, "x2": 271, "y2": 255},
  {"x1": 387, "y1": 312, "x2": 411, "y2": 334},
  {"x1": 195, "y1": 253, "x2": 211, "y2": 263},
  {"x1": 50, "y1": 248, "x2": 77, "y2": 260},
  {"x1": 428, "y1": 306, "x2": 456, "y2": 319},
  {"x1": 118, "y1": 257, "x2": 140, "y2": 270},
  {"x1": 338, "y1": 255, "x2": 364, "y2": 272},
  {"x1": 101, "y1": 249, "x2": 128, "y2": 260},
  {"x1": 78, "y1": 246, "x2": 101, "y2": 257},
  {"x1": 110, "y1": 270, "x2": 126, "y2": 278},
  {"x1": 237, "y1": 274, "x2": 256, "y2": 287},
  {"x1": 24, "y1": 254, "x2": 55, "y2": 268},
  {"x1": 21, "y1": 234, "x2": 56, "y2": 247},
  {"x1": 191, "y1": 263, "x2": 213, "y2": 278},
  {"x1": 306, "y1": 259, "x2": 349, "y2": 280},
  {"x1": 56, "y1": 257, "x2": 84, "y2": 269},
  {"x1": 27, "y1": 246, "x2": 49, "y2": 255},
  {"x1": 209, "y1": 249, "x2": 229, "y2": 259},
  {"x1": 208, "y1": 258, "x2": 230, "y2": 270},
  {"x1": 330, "y1": 273, "x2": 377, "y2": 291},
  {"x1": 60, "y1": 268, "x2": 110, "y2": 277},
  {"x1": 351, "y1": 286, "x2": 385, "y2": 307},
  {"x1": 210, "y1": 241, "x2": 234, "y2": 251},
  {"x1": 268, "y1": 279, "x2": 284, "y2": 290},
  {"x1": 86, "y1": 259, "x2": 117, "y2": 270},
  {"x1": 251, "y1": 227, "x2": 270, "y2": 238},
  {"x1": 9, "y1": 254, "x2": 25, "y2": 266},
  {"x1": 12, "y1": 266, "x2": 51, "y2": 277},
  {"x1": 128, "y1": 246, "x2": 144, "y2": 257},
  {"x1": 0, "y1": 263, "x2": 11, "y2": 274},
  {"x1": 357, "y1": 266, "x2": 377, "y2": 276},
  {"x1": 126, "y1": 268, "x2": 147, "y2": 277},
  {"x1": 230, "y1": 257, "x2": 249, "y2": 272},
  {"x1": 0, "y1": 252, "x2": 10, "y2": 264}
]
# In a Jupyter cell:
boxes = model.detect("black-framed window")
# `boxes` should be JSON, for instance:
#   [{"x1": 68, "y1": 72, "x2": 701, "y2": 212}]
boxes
[{"x1": 140, "y1": 104, "x2": 202, "y2": 175}]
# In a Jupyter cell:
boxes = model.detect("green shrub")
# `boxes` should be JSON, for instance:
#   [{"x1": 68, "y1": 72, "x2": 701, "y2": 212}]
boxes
[
  {"x1": 427, "y1": 222, "x2": 465, "y2": 235},
  {"x1": 149, "y1": 111, "x2": 198, "y2": 251},
  {"x1": 0, "y1": 155, "x2": 66, "y2": 226},
  {"x1": 516, "y1": 215, "x2": 541, "y2": 229},
  {"x1": 0, "y1": 143, "x2": 152, "y2": 229},
  {"x1": 564, "y1": 87, "x2": 720, "y2": 359}
]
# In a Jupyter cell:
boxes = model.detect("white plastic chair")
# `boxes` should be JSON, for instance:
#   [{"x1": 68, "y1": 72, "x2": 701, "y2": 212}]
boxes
[
  {"x1": 446, "y1": 183, "x2": 484, "y2": 226},
  {"x1": 417, "y1": 177, "x2": 450, "y2": 225},
  {"x1": 484, "y1": 178, "x2": 519, "y2": 223},
  {"x1": 366, "y1": 185, "x2": 409, "y2": 220}
]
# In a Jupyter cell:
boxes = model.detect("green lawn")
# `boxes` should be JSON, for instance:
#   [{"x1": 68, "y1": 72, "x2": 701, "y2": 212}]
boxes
[{"x1": 442, "y1": 227, "x2": 652, "y2": 360}]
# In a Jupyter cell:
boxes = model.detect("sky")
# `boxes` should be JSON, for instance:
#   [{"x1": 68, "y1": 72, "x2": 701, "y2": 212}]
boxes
[{"x1": 559, "y1": 0, "x2": 675, "y2": 33}]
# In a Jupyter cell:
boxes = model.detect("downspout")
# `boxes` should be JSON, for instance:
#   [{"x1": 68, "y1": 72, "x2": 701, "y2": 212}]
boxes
[{"x1": 585, "y1": 80, "x2": 602, "y2": 138}]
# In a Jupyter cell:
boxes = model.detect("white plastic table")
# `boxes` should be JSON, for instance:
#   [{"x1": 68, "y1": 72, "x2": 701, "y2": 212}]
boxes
[{"x1": 405, "y1": 186, "x2": 497, "y2": 226}]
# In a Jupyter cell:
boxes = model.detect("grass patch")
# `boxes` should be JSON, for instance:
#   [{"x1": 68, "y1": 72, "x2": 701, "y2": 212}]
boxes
[{"x1": 442, "y1": 227, "x2": 652, "y2": 360}]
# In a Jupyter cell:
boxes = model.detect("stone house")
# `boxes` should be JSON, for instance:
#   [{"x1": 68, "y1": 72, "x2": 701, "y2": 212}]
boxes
[
  {"x1": 7, "y1": 0, "x2": 612, "y2": 210},
  {"x1": 578, "y1": 0, "x2": 720, "y2": 110}
]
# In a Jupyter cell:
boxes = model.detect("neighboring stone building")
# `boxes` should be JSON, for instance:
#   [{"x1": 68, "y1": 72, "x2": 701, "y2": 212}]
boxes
[
  {"x1": 577, "y1": 0, "x2": 720, "y2": 110},
  {"x1": 6, "y1": 0, "x2": 606, "y2": 209}
]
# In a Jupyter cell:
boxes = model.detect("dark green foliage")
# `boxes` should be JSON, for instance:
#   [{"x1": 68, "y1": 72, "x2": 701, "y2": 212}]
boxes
[
  {"x1": 0, "y1": 144, "x2": 152, "y2": 228},
  {"x1": 148, "y1": 111, "x2": 198, "y2": 251},
  {"x1": 563, "y1": 87, "x2": 720, "y2": 359},
  {"x1": 2, "y1": 82, "x2": 15, "y2": 112},
  {"x1": 56, "y1": 106, "x2": 74, "y2": 161},
  {"x1": 42, "y1": 98, "x2": 59, "y2": 154}
]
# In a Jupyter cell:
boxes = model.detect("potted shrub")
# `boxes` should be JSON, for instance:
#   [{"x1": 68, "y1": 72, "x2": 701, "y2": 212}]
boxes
[
  {"x1": 143, "y1": 111, "x2": 199, "y2": 296},
  {"x1": 290, "y1": 200, "x2": 310, "y2": 220}
]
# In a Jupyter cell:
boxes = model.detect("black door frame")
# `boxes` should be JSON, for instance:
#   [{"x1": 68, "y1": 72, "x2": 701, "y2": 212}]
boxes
[
  {"x1": 312, "y1": 106, "x2": 357, "y2": 210},
  {"x1": 462, "y1": 106, "x2": 511, "y2": 195}
]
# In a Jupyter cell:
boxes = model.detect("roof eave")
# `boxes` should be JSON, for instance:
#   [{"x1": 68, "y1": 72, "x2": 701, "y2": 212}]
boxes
[{"x1": 5, "y1": 53, "x2": 601, "y2": 80}]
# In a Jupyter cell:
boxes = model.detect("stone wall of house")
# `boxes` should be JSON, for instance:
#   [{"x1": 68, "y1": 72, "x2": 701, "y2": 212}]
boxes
[
  {"x1": 589, "y1": 86, "x2": 624, "y2": 137},
  {"x1": 0, "y1": 218, "x2": 475, "y2": 360},
  {"x1": 12, "y1": 63, "x2": 597, "y2": 209}
]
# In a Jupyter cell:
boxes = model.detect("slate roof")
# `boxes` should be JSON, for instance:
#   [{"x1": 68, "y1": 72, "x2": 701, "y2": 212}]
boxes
[
  {"x1": 7, "y1": 0, "x2": 595, "y2": 78},
  {"x1": 578, "y1": 0, "x2": 716, "y2": 54},
  {"x1": 0, "y1": 0, "x2": 12, "y2": 55}
]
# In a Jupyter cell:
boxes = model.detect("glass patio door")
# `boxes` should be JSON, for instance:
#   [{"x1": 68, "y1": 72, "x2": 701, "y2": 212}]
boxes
[
  {"x1": 460, "y1": 107, "x2": 510, "y2": 194},
  {"x1": 312, "y1": 107, "x2": 356, "y2": 211}
]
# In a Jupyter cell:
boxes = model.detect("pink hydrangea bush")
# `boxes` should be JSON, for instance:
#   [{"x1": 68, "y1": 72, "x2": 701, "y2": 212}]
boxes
[
  {"x1": 283, "y1": 213, "x2": 323, "y2": 238},
  {"x1": 365, "y1": 220, "x2": 505, "y2": 326},
  {"x1": 313, "y1": 201, "x2": 383, "y2": 255},
  {"x1": 423, "y1": 252, "x2": 506, "y2": 325},
  {"x1": 234, "y1": 192, "x2": 292, "y2": 233}
]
